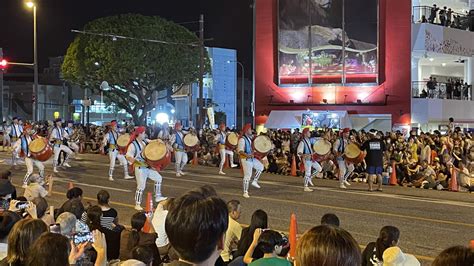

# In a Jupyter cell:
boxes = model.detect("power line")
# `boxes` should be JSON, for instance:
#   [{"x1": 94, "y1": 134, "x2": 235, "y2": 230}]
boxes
[{"x1": 71, "y1": 29, "x2": 200, "y2": 47}]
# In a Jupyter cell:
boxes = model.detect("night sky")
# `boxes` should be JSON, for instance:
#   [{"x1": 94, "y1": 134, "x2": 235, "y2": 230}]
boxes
[{"x1": 0, "y1": 0, "x2": 253, "y2": 75}]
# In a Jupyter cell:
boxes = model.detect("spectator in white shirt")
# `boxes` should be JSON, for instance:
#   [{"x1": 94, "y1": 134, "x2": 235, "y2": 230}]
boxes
[
  {"x1": 151, "y1": 197, "x2": 174, "y2": 257},
  {"x1": 221, "y1": 200, "x2": 242, "y2": 263}
]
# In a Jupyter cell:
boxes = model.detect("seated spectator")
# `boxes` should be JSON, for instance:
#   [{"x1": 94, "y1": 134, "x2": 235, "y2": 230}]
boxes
[
  {"x1": 56, "y1": 212, "x2": 76, "y2": 238},
  {"x1": 383, "y1": 246, "x2": 420, "y2": 266},
  {"x1": 0, "y1": 179, "x2": 16, "y2": 213},
  {"x1": 296, "y1": 225, "x2": 360, "y2": 266},
  {"x1": 243, "y1": 229, "x2": 291, "y2": 266},
  {"x1": 432, "y1": 245, "x2": 474, "y2": 266},
  {"x1": 57, "y1": 187, "x2": 87, "y2": 221},
  {"x1": 87, "y1": 205, "x2": 103, "y2": 231},
  {"x1": 362, "y1": 226, "x2": 400, "y2": 266},
  {"x1": 321, "y1": 213, "x2": 340, "y2": 227},
  {"x1": 235, "y1": 210, "x2": 268, "y2": 260},
  {"x1": 151, "y1": 198, "x2": 174, "y2": 258},
  {"x1": 111, "y1": 246, "x2": 154, "y2": 266},
  {"x1": 26, "y1": 230, "x2": 107, "y2": 266},
  {"x1": 1, "y1": 219, "x2": 48, "y2": 265},
  {"x1": 165, "y1": 185, "x2": 228, "y2": 265},
  {"x1": 97, "y1": 190, "x2": 120, "y2": 231},
  {"x1": 221, "y1": 200, "x2": 242, "y2": 263},
  {"x1": 0, "y1": 211, "x2": 21, "y2": 260},
  {"x1": 120, "y1": 212, "x2": 161, "y2": 265},
  {"x1": 23, "y1": 174, "x2": 48, "y2": 201},
  {"x1": 60, "y1": 198, "x2": 90, "y2": 234},
  {"x1": 31, "y1": 197, "x2": 55, "y2": 226}
]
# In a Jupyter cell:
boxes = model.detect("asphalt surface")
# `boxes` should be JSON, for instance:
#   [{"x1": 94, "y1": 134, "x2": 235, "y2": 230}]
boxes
[{"x1": 1, "y1": 151, "x2": 473, "y2": 265}]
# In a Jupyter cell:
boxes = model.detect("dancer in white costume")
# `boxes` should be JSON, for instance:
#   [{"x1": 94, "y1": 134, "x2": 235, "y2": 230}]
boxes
[
  {"x1": 49, "y1": 118, "x2": 74, "y2": 173},
  {"x1": 238, "y1": 123, "x2": 264, "y2": 198},
  {"x1": 216, "y1": 123, "x2": 238, "y2": 175},
  {"x1": 101, "y1": 120, "x2": 134, "y2": 181},
  {"x1": 297, "y1": 128, "x2": 322, "y2": 192}
]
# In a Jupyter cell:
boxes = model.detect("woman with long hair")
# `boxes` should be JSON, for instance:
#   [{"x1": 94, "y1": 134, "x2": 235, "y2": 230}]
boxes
[
  {"x1": 1, "y1": 219, "x2": 48, "y2": 266},
  {"x1": 235, "y1": 209, "x2": 268, "y2": 260},
  {"x1": 361, "y1": 225, "x2": 400, "y2": 266},
  {"x1": 86, "y1": 205, "x2": 103, "y2": 231}
]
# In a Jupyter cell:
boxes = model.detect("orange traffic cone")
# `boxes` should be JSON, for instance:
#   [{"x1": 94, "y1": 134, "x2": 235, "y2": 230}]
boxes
[
  {"x1": 449, "y1": 168, "x2": 458, "y2": 192},
  {"x1": 390, "y1": 161, "x2": 398, "y2": 185},
  {"x1": 289, "y1": 213, "x2": 298, "y2": 258},
  {"x1": 68, "y1": 182, "x2": 74, "y2": 190},
  {"x1": 470, "y1": 239, "x2": 474, "y2": 251},
  {"x1": 143, "y1": 192, "x2": 154, "y2": 233},
  {"x1": 193, "y1": 151, "x2": 198, "y2": 166},
  {"x1": 291, "y1": 155, "x2": 297, "y2": 177}
]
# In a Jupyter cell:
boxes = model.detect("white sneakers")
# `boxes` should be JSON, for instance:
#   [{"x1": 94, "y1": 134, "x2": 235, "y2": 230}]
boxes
[
  {"x1": 53, "y1": 168, "x2": 59, "y2": 173},
  {"x1": 176, "y1": 172, "x2": 182, "y2": 177},
  {"x1": 124, "y1": 175, "x2": 134, "y2": 180},
  {"x1": 243, "y1": 192, "x2": 250, "y2": 198},
  {"x1": 340, "y1": 183, "x2": 347, "y2": 189},
  {"x1": 134, "y1": 205, "x2": 143, "y2": 211},
  {"x1": 231, "y1": 164, "x2": 238, "y2": 168},
  {"x1": 219, "y1": 171, "x2": 226, "y2": 175},
  {"x1": 251, "y1": 181, "x2": 261, "y2": 189},
  {"x1": 179, "y1": 171, "x2": 186, "y2": 176},
  {"x1": 308, "y1": 179, "x2": 315, "y2": 187},
  {"x1": 155, "y1": 196, "x2": 167, "y2": 203},
  {"x1": 63, "y1": 163, "x2": 72, "y2": 168},
  {"x1": 108, "y1": 176, "x2": 114, "y2": 181},
  {"x1": 304, "y1": 186, "x2": 313, "y2": 192},
  {"x1": 344, "y1": 180, "x2": 351, "y2": 186}
]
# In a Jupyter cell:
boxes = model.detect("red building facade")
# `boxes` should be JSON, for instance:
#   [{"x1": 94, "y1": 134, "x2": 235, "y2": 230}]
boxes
[{"x1": 254, "y1": 0, "x2": 412, "y2": 127}]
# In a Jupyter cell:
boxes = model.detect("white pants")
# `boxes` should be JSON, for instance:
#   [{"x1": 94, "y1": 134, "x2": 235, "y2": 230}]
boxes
[
  {"x1": 2, "y1": 135, "x2": 10, "y2": 149},
  {"x1": 241, "y1": 158, "x2": 264, "y2": 193},
  {"x1": 134, "y1": 167, "x2": 163, "y2": 205},
  {"x1": 53, "y1": 144, "x2": 73, "y2": 169},
  {"x1": 219, "y1": 149, "x2": 235, "y2": 171},
  {"x1": 11, "y1": 139, "x2": 21, "y2": 164},
  {"x1": 175, "y1": 151, "x2": 188, "y2": 173},
  {"x1": 68, "y1": 142, "x2": 79, "y2": 153},
  {"x1": 337, "y1": 159, "x2": 355, "y2": 183},
  {"x1": 108, "y1": 149, "x2": 129, "y2": 178},
  {"x1": 303, "y1": 159, "x2": 322, "y2": 187},
  {"x1": 23, "y1": 157, "x2": 45, "y2": 185}
]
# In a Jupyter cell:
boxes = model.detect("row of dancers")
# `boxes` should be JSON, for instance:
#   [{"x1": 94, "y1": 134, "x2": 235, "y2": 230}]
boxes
[{"x1": 4, "y1": 118, "x2": 384, "y2": 210}]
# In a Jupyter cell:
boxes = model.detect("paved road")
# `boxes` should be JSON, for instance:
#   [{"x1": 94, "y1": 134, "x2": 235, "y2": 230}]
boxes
[{"x1": 1, "y1": 152, "x2": 473, "y2": 265}]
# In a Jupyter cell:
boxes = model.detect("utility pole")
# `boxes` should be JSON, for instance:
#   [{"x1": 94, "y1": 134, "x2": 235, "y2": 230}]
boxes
[
  {"x1": 33, "y1": 4, "x2": 38, "y2": 121},
  {"x1": 0, "y1": 48, "x2": 3, "y2": 121},
  {"x1": 198, "y1": 14, "x2": 204, "y2": 129}
]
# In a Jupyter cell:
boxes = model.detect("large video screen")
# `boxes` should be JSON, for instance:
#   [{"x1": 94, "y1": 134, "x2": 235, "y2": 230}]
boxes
[{"x1": 278, "y1": 0, "x2": 378, "y2": 84}]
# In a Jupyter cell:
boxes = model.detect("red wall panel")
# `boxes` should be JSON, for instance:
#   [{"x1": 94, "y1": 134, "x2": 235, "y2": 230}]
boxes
[{"x1": 254, "y1": 0, "x2": 412, "y2": 125}]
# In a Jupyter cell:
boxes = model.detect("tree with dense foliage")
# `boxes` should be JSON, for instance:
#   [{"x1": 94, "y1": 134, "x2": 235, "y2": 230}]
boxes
[{"x1": 62, "y1": 14, "x2": 210, "y2": 125}]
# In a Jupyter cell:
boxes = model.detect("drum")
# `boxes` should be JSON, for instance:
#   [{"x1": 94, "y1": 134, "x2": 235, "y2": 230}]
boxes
[
  {"x1": 183, "y1": 134, "x2": 200, "y2": 152},
  {"x1": 142, "y1": 140, "x2": 171, "y2": 171},
  {"x1": 344, "y1": 143, "x2": 365, "y2": 164},
  {"x1": 117, "y1": 133, "x2": 131, "y2": 154},
  {"x1": 252, "y1": 135, "x2": 272, "y2": 160},
  {"x1": 225, "y1": 132, "x2": 239, "y2": 150},
  {"x1": 312, "y1": 139, "x2": 332, "y2": 162},
  {"x1": 29, "y1": 137, "x2": 53, "y2": 162}
]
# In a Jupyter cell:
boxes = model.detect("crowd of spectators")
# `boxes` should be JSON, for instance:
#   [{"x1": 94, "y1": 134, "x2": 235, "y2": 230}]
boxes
[
  {"x1": 419, "y1": 4, "x2": 474, "y2": 31},
  {"x1": 0, "y1": 178, "x2": 471, "y2": 266},
  {"x1": 419, "y1": 77, "x2": 472, "y2": 100}
]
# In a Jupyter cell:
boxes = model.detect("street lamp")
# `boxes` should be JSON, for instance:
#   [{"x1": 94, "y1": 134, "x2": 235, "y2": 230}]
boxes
[
  {"x1": 26, "y1": 1, "x2": 38, "y2": 121},
  {"x1": 227, "y1": 60, "x2": 245, "y2": 129}
]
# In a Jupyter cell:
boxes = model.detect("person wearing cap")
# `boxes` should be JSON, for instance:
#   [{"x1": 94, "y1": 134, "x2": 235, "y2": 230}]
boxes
[
  {"x1": 1, "y1": 121, "x2": 11, "y2": 152},
  {"x1": 333, "y1": 128, "x2": 355, "y2": 189},
  {"x1": 102, "y1": 120, "x2": 133, "y2": 181},
  {"x1": 215, "y1": 123, "x2": 238, "y2": 175},
  {"x1": 49, "y1": 118, "x2": 74, "y2": 173},
  {"x1": 19, "y1": 124, "x2": 45, "y2": 188},
  {"x1": 126, "y1": 126, "x2": 167, "y2": 211},
  {"x1": 170, "y1": 122, "x2": 190, "y2": 177},
  {"x1": 64, "y1": 120, "x2": 80, "y2": 154},
  {"x1": 9, "y1": 117, "x2": 23, "y2": 166},
  {"x1": 361, "y1": 129, "x2": 386, "y2": 192},
  {"x1": 297, "y1": 128, "x2": 322, "y2": 192},
  {"x1": 238, "y1": 123, "x2": 264, "y2": 198}
]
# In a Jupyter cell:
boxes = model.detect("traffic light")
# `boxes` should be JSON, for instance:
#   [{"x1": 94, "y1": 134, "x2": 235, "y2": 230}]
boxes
[{"x1": 0, "y1": 59, "x2": 7, "y2": 70}]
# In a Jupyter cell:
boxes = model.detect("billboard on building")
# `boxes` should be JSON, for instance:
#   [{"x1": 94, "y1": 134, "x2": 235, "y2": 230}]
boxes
[{"x1": 278, "y1": 0, "x2": 379, "y2": 84}]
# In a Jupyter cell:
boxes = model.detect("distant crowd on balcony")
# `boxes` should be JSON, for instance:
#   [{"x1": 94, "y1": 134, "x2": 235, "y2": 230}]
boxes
[
  {"x1": 419, "y1": 77, "x2": 472, "y2": 100},
  {"x1": 418, "y1": 4, "x2": 474, "y2": 31}
]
